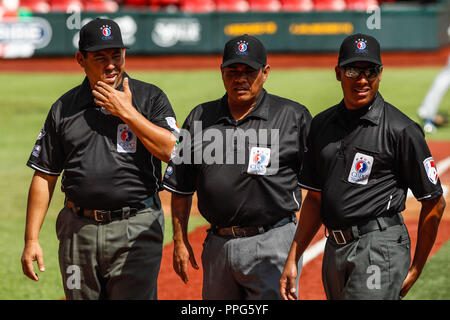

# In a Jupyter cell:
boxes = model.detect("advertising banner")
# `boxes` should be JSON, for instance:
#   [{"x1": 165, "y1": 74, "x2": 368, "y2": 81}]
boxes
[{"x1": 0, "y1": 5, "x2": 447, "y2": 58}]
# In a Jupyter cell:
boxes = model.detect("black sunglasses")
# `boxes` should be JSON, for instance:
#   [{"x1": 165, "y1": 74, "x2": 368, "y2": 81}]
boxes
[{"x1": 343, "y1": 65, "x2": 382, "y2": 79}]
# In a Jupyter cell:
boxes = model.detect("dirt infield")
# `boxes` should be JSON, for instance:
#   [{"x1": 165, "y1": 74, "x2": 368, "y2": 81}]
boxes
[
  {"x1": 157, "y1": 141, "x2": 450, "y2": 300},
  {"x1": 157, "y1": 220, "x2": 450, "y2": 300},
  {"x1": 0, "y1": 45, "x2": 449, "y2": 72}
]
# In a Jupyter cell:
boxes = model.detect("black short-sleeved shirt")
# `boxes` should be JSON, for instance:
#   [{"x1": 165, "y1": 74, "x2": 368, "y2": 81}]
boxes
[
  {"x1": 27, "y1": 73, "x2": 177, "y2": 210},
  {"x1": 299, "y1": 93, "x2": 443, "y2": 229},
  {"x1": 163, "y1": 90, "x2": 312, "y2": 227}
]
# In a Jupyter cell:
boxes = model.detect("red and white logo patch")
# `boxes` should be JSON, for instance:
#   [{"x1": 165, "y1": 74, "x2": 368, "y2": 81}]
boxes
[
  {"x1": 248, "y1": 146, "x2": 270, "y2": 175},
  {"x1": 165, "y1": 116, "x2": 180, "y2": 134},
  {"x1": 117, "y1": 124, "x2": 137, "y2": 153},
  {"x1": 348, "y1": 152, "x2": 373, "y2": 185},
  {"x1": 423, "y1": 157, "x2": 438, "y2": 185}
]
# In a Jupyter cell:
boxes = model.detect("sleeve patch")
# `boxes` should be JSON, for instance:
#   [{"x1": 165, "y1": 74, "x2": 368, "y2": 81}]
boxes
[
  {"x1": 165, "y1": 117, "x2": 180, "y2": 134},
  {"x1": 423, "y1": 157, "x2": 438, "y2": 185}
]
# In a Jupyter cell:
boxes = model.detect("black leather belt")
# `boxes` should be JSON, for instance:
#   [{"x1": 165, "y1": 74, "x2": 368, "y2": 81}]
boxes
[
  {"x1": 327, "y1": 212, "x2": 403, "y2": 245},
  {"x1": 213, "y1": 216, "x2": 295, "y2": 238},
  {"x1": 65, "y1": 195, "x2": 158, "y2": 223}
]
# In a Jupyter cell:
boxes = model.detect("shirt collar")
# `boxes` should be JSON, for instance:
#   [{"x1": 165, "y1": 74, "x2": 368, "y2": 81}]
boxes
[
  {"x1": 335, "y1": 92, "x2": 384, "y2": 126},
  {"x1": 215, "y1": 89, "x2": 269, "y2": 124},
  {"x1": 360, "y1": 92, "x2": 384, "y2": 125}
]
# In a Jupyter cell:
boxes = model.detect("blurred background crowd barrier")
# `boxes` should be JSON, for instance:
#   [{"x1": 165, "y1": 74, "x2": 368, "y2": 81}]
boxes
[{"x1": 0, "y1": 0, "x2": 448, "y2": 58}]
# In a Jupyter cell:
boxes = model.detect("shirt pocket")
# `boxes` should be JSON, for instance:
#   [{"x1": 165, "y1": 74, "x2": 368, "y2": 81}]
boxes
[
  {"x1": 343, "y1": 146, "x2": 380, "y2": 186},
  {"x1": 241, "y1": 142, "x2": 278, "y2": 176}
]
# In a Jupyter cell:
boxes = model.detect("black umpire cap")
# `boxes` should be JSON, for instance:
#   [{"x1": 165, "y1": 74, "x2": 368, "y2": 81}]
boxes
[
  {"x1": 338, "y1": 33, "x2": 382, "y2": 67},
  {"x1": 221, "y1": 34, "x2": 267, "y2": 70},
  {"x1": 79, "y1": 18, "x2": 128, "y2": 52}
]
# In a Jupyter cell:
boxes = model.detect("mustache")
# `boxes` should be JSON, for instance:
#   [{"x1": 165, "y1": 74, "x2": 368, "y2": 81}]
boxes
[{"x1": 232, "y1": 85, "x2": 250, "y2": 90}]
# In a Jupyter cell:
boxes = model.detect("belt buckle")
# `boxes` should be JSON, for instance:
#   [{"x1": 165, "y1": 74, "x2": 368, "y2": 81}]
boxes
[
  {"x1": 231, "y1": 226, "x2": 239, "y2": 237},
  {"x1": 231, "y1": 226, "x2": 247, "y2": 237},
  {"x1": 332, "y1": 230, "x2": 347, "y2": 245},
  {"x1": 93, "y1": 210, "x2": 110, "y2": 222}
]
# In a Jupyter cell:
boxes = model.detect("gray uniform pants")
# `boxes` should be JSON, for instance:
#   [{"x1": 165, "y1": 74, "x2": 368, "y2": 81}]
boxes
[
  {"x1": 322, "y1": 221, "x2": 411, "y2": 300},
  {"x1": 201, "y1": 220, "x2": 302, "y2": 300},
  {"x1": 56, "y1": 200, "x2": 164, "y2": 300}
]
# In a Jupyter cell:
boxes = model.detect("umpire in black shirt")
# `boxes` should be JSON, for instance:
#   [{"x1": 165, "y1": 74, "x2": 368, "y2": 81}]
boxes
[
  {"x1": 163, "y1": 35, "x2": 312, "y2": 299},
  {"x1": 280, "y1": 33, "x2": 446, "y2": 300},
  {"x1": 21, "y1": 18, "x2": 178, "y2": 299}
]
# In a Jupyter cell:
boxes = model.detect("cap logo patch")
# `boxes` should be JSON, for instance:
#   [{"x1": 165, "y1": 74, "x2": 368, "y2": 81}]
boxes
[
  {"x1": 355, "y1": 39, "x2": 368, "y2": 53},
  {"x1": 100, "y1": 25, "x2": 113, "y2": 40},
  {"x1": 236, "y1": 40, "x2": 248, "y2": 55}
]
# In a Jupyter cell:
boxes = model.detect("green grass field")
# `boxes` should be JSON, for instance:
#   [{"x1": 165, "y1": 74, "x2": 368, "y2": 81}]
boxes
[{"x1": 0, "y1": 67, "x2": 448, "y2": 300}]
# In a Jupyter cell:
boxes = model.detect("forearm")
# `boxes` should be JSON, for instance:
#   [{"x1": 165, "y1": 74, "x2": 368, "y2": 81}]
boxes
[
  {"x1": 280, "y1": 190, "x2": 322, "y2": 300},
  {"x1": 122, "y1": 108, "x2": 177, "y2": 163},
  {"x1": 171, "y1": 194, "x2": 193, "y2": 243},
  {"x1": 171, "y1": 193, "x2": 199, "y2": 282},
  {"x1": 25, "y1": 172, "x2": 58, "y2": 242},
  {"x1": 92, "y1": 79, "x2": 177, "y2": 163},
  {"x1": 411, "y1": 195, "x2": 446, "y2": 275},
  {"x1": 288, "y1": 190, "x2": 323, "y2": 263}
]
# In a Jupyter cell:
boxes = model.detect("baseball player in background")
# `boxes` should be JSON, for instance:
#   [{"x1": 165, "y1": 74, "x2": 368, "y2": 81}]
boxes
[
  {"x1": 280, "y1": 33, "x2": 446, "y2": 300},
  {"x1": 417, "y1": 54, "x2": 450, "y2": 133},
  {"x1": 21, "y1": 18, "x2": 178, "y2": 299}
]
